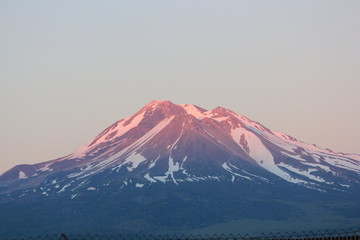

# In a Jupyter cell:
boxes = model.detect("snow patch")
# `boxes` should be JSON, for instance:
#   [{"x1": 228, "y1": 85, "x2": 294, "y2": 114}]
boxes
[
  {"x1": 241, "y1": 170, "x2": 269, "y2": 182},
  {"x1": 231, "y1": 126, "x2": 309, "y2": 185},
  {"x1": 70, "y1": 116, "x2": 175, "y2": 179},
  {"x1": 148, "y1": 156, "x2": 160, "y2": 169},
  {"x1": 72, "y1": 110, "x2": 146, "y2": 158},
  {"x1": 57, "y1": 183, "x2": 72, "y2": 193},
  {"x1": 144, "y1": 173, "x2": 157, "y2": 183},
  {"x1": 277, "y1": 163, "x2": 328, "y2": 183},
  {"x1": 18, "y1": 171, "x2": 27, "y2": 179},
  {"x1": 124, "y1": 152, "x2": 147, "y2": 171},
  {"x1": 303, "y1": 162, "x2": 335, "y2": 173},
  {"x1": 339, "y1": 183, "x2": 350, "y2": 188},
  {"x1": 323, "y1": 156, "x2": 360, "y2": 173},
  {"x1": 168, "y1": 156, "x2": 180, "y2": 173},
  {"x1": 39, "y1": 165, "x2": 53, "y2": 172},
  {"x1": 164, "y1": 129, "x2": 183, "y2": 184},
  {"x1": 181, "y1": 104, "x2": 206, "y2": 119},
  {"x1": 180, "y1": 156, "x2": 188, "y2": 170},
  {"x1": 153, "y1": 176, "x2": 167, "y2": 183},
  {"x1": 222, "y1": 163, "x2": 253, "y2": 181},
  {"x1": 213, "y1": 117, "x2": 228, "y2": 122}
]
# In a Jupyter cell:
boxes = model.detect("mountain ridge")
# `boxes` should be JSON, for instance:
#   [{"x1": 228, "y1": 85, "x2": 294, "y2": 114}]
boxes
[
  {"x1": 1, "y1": 100, "x2": 359, "y2": 196},
  {"x1": 1, "y1": 100, "x2": 360, "y2": 237}
]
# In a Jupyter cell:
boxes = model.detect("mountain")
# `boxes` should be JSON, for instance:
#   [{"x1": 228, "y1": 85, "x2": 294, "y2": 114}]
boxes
[{"x1": 1, "y1": 100, "x2": 360, "y2": 238}]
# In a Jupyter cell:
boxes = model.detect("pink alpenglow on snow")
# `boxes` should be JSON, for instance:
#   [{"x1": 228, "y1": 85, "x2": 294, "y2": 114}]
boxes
[{"x1": 1, "y1": 100, "x2": 359, "y2": 196}]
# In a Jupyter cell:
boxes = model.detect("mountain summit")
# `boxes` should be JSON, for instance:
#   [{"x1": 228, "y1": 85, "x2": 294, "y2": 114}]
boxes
[
  {"x1": 1, "y1": 100, "x2": 360, "y2": 237},
  {"x1": 1, "y1": 100, "x2": 359, "y2": 194}
]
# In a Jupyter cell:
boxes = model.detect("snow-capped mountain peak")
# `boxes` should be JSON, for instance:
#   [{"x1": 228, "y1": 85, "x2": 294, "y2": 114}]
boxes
[
  {"x1": 1, "y1": 100, "x2": 359, "y2": 198},
  {"x1": 2, "y1": 100, "x2": 360, "y2": 237}
]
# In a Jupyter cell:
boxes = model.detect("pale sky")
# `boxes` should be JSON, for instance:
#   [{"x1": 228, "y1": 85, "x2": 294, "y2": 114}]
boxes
[{"x1": 1, "y1": 1, "x2": 360, "y2": 174}]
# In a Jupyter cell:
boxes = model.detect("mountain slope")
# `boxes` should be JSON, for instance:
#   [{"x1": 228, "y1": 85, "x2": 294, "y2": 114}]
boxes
[
  {"x1": 1, "y1": 100, "x2": 359, "y2": 197},
  {"x1": 0, "y1": 100, "x2": 359, "y2": 237}
]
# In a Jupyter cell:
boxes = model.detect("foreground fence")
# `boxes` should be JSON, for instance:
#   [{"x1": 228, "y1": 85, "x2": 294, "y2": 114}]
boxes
[{"x1": 5, "y1": 228, "x2": 360, "y2": 240}]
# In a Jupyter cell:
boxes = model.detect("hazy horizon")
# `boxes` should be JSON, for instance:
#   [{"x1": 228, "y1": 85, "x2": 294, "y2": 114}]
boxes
[{"x1": 1, "y1": 0, "x2": 360, "y2": 174}]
